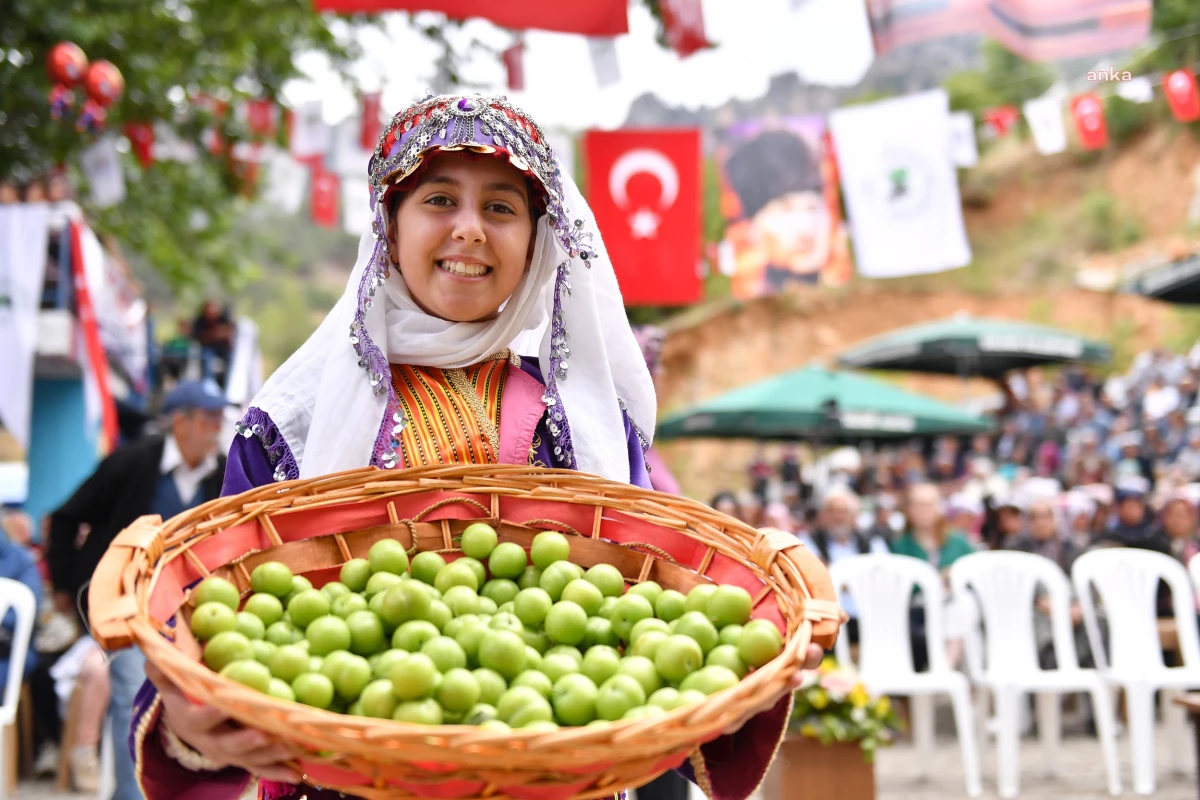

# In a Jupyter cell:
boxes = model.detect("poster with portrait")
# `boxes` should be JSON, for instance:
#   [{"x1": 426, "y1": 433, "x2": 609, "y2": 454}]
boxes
[{"x1": 716, "y1": 116, "x2": 851, "y2": 299}]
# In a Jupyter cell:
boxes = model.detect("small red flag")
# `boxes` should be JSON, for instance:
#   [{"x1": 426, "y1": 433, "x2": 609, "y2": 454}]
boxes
[
  {"x1": 360, "y1": 92, "x2": 383, "y2": 151},
  {"x1": 124, "y1": 122, "x2": 155, "y2": 169},
  {"x1": 659, "y1": 0, "x2": 709, "y2": 58},
  {"x1": 982, "y1": 105, "x2": 1019, "y2": 138},
  {"x1": 502, "y1": 42, "x2": 526, "y2": 92},
  {"x1": 1071, "y1": 92, "x2": 1109, "y2": 150},
  {"x1": 1165, "y1": 70, "x2": 1200, "y2": 122},
  {"x1": 246, "y1": 99, "x2": 277, "y2": 138},
  {"x1": 311, "y1": 168, "x2": 340, "y2": 228}
]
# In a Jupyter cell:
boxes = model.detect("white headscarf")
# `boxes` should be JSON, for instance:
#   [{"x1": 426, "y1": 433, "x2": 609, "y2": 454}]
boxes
[{"x1": 245, "y1": 152, "x2": 656, "y2": 484}]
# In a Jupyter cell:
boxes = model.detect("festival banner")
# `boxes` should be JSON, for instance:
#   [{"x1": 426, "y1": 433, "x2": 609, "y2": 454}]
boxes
[
  {"x1": 1071, "y1": 92, "x2": 1109, "y2": 150},
  {"x1": 502, "y1": 42, "x2": 526, "y2": 91},
  {"x1": 70, "y1": 220, "x2": 120, "y2": 453},
  {"x1": 1117, "y1": 75, "x2": 1155, "y2": 104},
  {"x1": 867, "y1": 0, "x2": 1152, "y2": 63},
  {"x1": 124, "y1": 122, "x2": 155, "y2": 168},
  {"x1": 1024, "y1": 95, "x2": 1068, "y2": 155},
  {"x1": 1165, "y1": 70, "x2": 1200, "y2": 123},
  {"x1": 290, "y1": 101, "x2": 331, "y2": 165},
  {"x1": 982, "y1": 105, "x2": 1019, "y2": 139},
  {"x1": 716, "y1": 116, "x2": 851, "y2": 297},
  {"x1": 830, "y1": 89, "x2": 971, "y2": 279},
  {"x1": 587, "y1": 38, "x2": 621, "y2": 88},
  {"x1": 264, "y1": 147, "x2": 309, "y2": 215},
  {"x1": 584, "y1": 129, "x2": 702, "y2": 306},
  {"x1": 310, "y1": 0, "x2": 628, "y2": 36},
  {"x1": 0, "y1": 205, "x2": 50, "y2": 451},
  {"x1": 244, "y1": 99, "x2": 278, "y2": 139},
  {"x1": 360, "y1": 92, "x2": 383, "y2": 150}
]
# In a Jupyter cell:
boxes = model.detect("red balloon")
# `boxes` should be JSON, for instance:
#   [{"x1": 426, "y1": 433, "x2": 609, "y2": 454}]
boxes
[
  {"x1": 47, "y1": 42, "x2": 88, "y2": 86},
  {"x1": 84, "y1": 60, "x2": 124, "y2": 107}
]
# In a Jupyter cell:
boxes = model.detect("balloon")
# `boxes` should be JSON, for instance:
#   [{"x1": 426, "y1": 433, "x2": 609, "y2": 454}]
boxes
[
  {"x1": 77, "y1": 99, "x2": 107, "y2": 134},
  {"x1": 47, "y1": 42, "x2": 88, "y2": 86},
  {"x1": 84, "y1": 60, "x2": 124, "y2": 107}
]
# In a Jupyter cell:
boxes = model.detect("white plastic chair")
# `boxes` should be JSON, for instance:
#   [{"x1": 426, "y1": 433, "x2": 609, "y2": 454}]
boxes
[
  {"x1": 1073, "y1": 548, "x2": 1200, "y2": 795},
  {"x1": 950, "y1": 551, "x2": 1121, "y2": 797},
  {"x1": 830, "y1": 554, "x2": 982, "y2": 797},
  {"x1": 0, "y1": 578, "x2": 37, "y2": 799}
]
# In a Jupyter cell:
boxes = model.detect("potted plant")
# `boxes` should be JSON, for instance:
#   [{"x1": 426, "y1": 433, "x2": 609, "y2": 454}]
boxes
[{"x1": 761, "y1": 658, "x2": 903, "y2": 800}]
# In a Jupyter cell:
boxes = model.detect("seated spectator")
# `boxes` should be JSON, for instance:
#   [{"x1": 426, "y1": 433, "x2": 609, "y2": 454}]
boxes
[
  {"x1": 891, "y1": 483, "x2": 977, "y2": 670},
  {"x1": 1096, "y1": 477, "x2": 1169, "y2": 555},
  {"x1": 1063, "y1": 489, "x2": 1097, "y2": 551},
  {"x1": 799, "y1": 487, "x2": 888, "y2": 647},
  {"x1": 0, "y1": 509, "x2": 41, "y2": 686},
  {"x1": 760, "y1": 501, "x2": 796, "y2": 534},
  {"x1": 864, "y1": 492, "x2": 900, "y2": 544},
  {"x1": 710, "y1": 491, "x2": 743, "y2": 523},
  {"x1": 1006, "y1": 498, "x2": 1099, "y2": 664},
  {"x1": 1159, "y1": 492, "x2": 1200, "y2": 566}
]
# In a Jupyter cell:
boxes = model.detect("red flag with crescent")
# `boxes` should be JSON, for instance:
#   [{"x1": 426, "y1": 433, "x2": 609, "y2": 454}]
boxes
[{"x1": 584, "y1": 129, "x2": 702, "y2": 306}]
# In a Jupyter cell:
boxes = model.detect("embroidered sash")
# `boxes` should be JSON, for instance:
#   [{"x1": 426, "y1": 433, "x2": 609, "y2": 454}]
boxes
[{"x1": 389, "y1": 361, "x2": 507, "y2": 468}]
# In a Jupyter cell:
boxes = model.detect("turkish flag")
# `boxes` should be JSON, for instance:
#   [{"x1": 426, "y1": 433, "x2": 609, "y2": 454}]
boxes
[
  {"x1": 311, "y1": 168, "x2": 340, "y2": 228},
  {"x1": 310, "y1": 0, "x2": 627, "y2": 36},
  {"x1": 360, "y1": 92, "x2": 383, "y2": 151},
  {"x1": 660, "y1": 0, "x2": 709, "y2": 57},
  {"x1": 585, "y1": 129, "x2": 702, "y2": 307},
  {"x1": 1165, "y1": 70, "x2": 1200, "y2": 122},
  {"x1": 246, "y1": 99, "x2": 277, "y2": 139},
  {"x1": 1071, "y1": 92, "x2": 1108, "y2": 150}
]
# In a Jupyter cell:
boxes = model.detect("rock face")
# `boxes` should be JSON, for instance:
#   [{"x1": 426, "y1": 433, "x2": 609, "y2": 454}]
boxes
[{"x1": 652, "y1": 288, "x2": 1177, "y2": 501}]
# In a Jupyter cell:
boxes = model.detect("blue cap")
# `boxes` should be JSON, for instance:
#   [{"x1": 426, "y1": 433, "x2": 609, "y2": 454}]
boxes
[{"x1": 162, "y1": 379, "x2": 227, "y2": 415}]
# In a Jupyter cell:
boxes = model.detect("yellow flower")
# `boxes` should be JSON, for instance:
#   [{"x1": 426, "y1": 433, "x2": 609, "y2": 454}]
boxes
[
  {"x1": 849, "y1": 684, "x2": 870, "y2": 709},
  {"x1": 810, "y1": 689, "x2": 828, "y2": 710},
  {"x1": 877, "y1": 695, "x2": 891, "y2": 717},
  {"x1": 800, "y1": 723, "x2": 819, "y2": 738},
  {"x1": 819, "y1": 657, "x2": 837, "y2": 674}
]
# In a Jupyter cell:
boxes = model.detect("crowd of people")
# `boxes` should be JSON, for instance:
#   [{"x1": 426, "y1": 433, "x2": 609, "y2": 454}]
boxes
[{"x1": 708, "y1": 348, "x2": 1200, "y2": 687}]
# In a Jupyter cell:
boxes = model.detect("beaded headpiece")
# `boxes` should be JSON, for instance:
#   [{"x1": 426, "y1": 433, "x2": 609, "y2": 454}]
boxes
[{"x1": 348, "y1": 92, "x2": 599, "y2": 473}]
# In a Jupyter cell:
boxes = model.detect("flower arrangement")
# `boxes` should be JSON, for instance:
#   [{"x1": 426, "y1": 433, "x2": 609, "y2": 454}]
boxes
[{"x1": 787, "y1": 658, "x2": 903, "y2": 763}]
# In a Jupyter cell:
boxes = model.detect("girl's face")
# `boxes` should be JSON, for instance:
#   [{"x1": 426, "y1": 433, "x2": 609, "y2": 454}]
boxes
[{"x1": 389, "y1": 152, "x2": 536, "y2": 323}]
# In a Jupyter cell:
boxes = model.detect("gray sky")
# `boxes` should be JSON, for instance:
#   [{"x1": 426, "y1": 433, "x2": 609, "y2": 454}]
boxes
[{"x1": 284, "y1": 0, "x2": 876, "y2": 131}]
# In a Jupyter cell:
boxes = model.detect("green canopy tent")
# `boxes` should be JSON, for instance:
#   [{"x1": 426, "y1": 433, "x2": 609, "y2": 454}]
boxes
[
  {"x1": 835, "y1": 315, "x2": 1111, "y2": 379},
  {"x1": 1124, "y1": 252, "x2": 1200, "y2": 305},
  {"x1": 656, "y1": 365, "x2": 992, "y2": 442}
]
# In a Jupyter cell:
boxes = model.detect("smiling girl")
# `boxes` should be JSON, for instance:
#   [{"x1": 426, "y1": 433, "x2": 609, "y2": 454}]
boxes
[{"x1": 127, "y1": 92, "x2": 824, "y2": 800}]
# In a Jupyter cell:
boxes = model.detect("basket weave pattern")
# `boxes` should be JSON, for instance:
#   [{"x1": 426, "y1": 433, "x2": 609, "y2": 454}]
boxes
[{"x1": 89, "y1": 465, "x2": 841, "y2": 800}]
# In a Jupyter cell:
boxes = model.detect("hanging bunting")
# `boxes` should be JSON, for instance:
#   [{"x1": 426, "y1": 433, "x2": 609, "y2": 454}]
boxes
[
  {"x1": 360, "y1": 92, "x2": 383, "y2": 150},
  {"x1": 981, "y1": 105, "x2": 1019, "y2": 138},
  {"x1": 194, "y1": 93, "x2": 230, "y2": 155},
  {"x1": 587, "y1": 37, "x2": 621, "y2": 88},
  {"x1": 1165, "y1": 69, "x2": 1200, "y2": 122},
  {"x1": 290, "y1": 101, "x2": 332, "y2": 166},
  {"x1": 1116, "y1": 76, "x2": 1155, "y2": 104},
  {"x1": 311, "y1": 167, "x2": 340, "y2": 228},
  {"x1": 947, "y1": 111, "x2": 978, "y2": 167},
  {"x1": 245, "y1": 98, "x2": 278, "y2": 139},
  {"x1": 79, "y1": 136, "x2": 126, "y2": 208},
  {"x1": 659, "y1": 0, "x2": 709, "y2": 58},
  {"x1": 341, "y1": 179, "x2": 374, "y2": 237},
  {"x1": 69, "y1": 220, "x2": 120, "y2": 453},
  {"x1": 502, "y1": 39, "x2": 526, "y2": 92},
  {"x1": 264, "y1": 147, "x2": 309, "y2": 215},
  {"x1": 1070, "y1": 93, "x2": 1108, "y2": 150},
  {"x1": 124, "y1": 122, "x2": 156, "y2": 168},
  {"x1": 1023, "y1": 95, "x2": 1068, "y2": 155}
]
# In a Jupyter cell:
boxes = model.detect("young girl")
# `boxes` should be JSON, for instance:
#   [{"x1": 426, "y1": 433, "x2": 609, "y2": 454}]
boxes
[{"x1": 129, "y1": 93, "x2": 823, "y2": 800}]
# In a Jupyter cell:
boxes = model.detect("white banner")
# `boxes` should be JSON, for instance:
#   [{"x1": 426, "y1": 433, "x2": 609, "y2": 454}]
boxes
[
  {"x1": 587, "y1": 38, "x2": 621, "y2": 88},
  {"x1": 830, "y1": 89, "x2": 971, "y2": 279},
  {"x1": 543, "y1": 131, "x2": 576, "y2": 181},
  {"x1": 1117, "y1": 76, "x2": 1155, "y2": 104},
  {"x1": 328, "y1": 116, "x2": 372, "y2": 178},
  {"x1": 1023, "y1": 95, "x2": 1068, "y2": 155},
  {"x1": 289, "y1": 101, "x2": 331, "y2": 160},
  {"x1": 948, "y1": 111, "x2": 979, "y2": 167},
  {"x1": 80, "y1": 137, "x2": 126, "y2": 208},
  {"x1": 0, "y1": 204, "x2": 50, "y2": 450},
  {"x1": 341, "y1": 178, "x2": 374, "y2": 237},
  {"x1": 264, "y1": 147, "x2": 309, "y2": 216}
]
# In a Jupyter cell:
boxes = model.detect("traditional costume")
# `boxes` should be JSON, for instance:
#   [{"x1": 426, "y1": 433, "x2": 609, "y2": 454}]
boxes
[{"x1": 129, "y1": 93, "x2": 792, "y2": 800}]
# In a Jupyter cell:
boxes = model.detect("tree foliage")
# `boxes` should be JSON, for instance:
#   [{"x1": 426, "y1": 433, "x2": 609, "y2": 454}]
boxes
[
  {"x1": 944, "y1": 40, "x2": 1054, "y2": 117},
  {"x1": 1, "y1": 0, "x2": 370, "y2": 289}
]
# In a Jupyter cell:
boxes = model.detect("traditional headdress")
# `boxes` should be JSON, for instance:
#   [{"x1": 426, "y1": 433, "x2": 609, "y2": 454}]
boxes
[{"x1": 241, "y1": 93, "x2": 656, "y2": 483}]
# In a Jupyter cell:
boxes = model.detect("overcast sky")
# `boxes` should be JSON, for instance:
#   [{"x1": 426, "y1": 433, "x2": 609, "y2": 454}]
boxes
[{"x1": 283, "y1": 0, "x2": 876, "y2": 131}]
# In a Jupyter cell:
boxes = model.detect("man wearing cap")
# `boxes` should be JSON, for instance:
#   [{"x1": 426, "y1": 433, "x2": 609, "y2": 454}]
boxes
[
  {"x1": 1095, "y1": 476, "x2": 1169, "y2": 555},
  {"x1": 47, "y1": 379, "x2": 226, "y2": 800}
]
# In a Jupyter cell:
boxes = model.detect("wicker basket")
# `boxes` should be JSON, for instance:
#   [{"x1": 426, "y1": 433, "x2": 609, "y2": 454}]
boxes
[{"x1": 89, "y1": 465, "x2": 842, "y2": 800}]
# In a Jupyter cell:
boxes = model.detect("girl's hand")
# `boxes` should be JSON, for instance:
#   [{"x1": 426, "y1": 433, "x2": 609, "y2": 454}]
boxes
[
  {"x1": 721, "y1": 640, "x2": 829, "y2": 736},
  {"x1": 146, "y1": 662, "x2": 302, "y2": 784}
]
